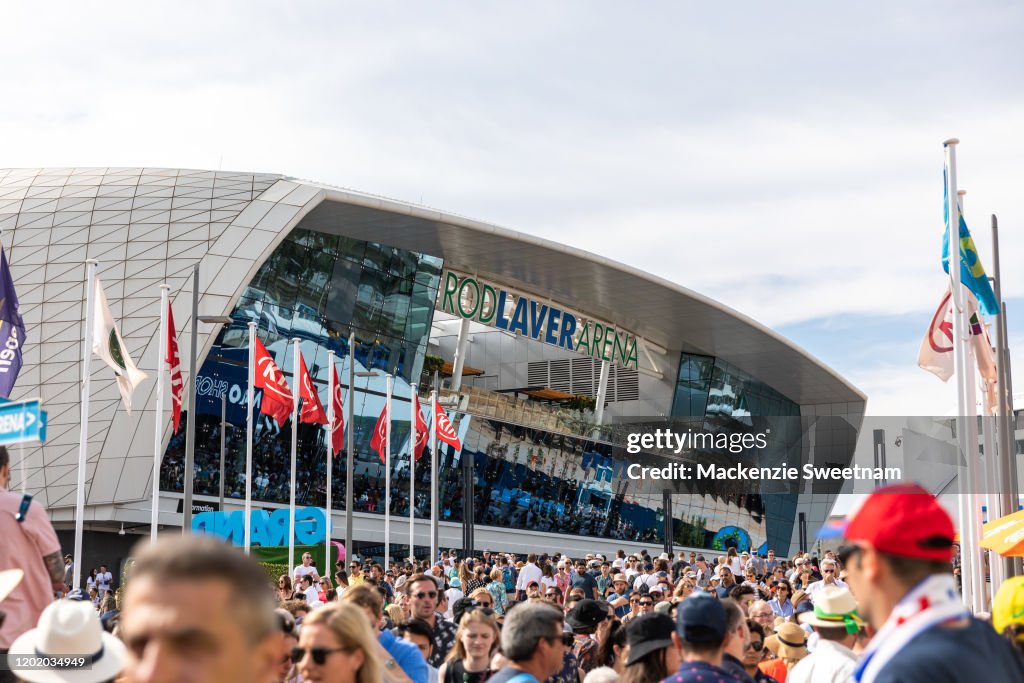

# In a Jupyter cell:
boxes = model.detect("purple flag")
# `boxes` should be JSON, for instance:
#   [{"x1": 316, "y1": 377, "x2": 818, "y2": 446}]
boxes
[{"x1": 0, "y1": 245, "x2": 25, "y2": 398}]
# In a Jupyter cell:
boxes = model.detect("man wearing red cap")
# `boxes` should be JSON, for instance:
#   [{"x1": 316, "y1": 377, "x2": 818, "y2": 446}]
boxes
[{"x1": 842, "y1": 483, "x2": 1024, "y2": 682}]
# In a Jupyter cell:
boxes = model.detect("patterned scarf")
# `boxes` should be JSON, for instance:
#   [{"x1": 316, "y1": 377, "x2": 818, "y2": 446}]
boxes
[{"x1": 854, "y1": 574, "x2": 968, "y2": 683}]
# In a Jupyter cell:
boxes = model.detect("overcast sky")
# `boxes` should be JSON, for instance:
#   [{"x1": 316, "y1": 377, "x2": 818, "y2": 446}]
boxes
[{"x1": 2, "y1": 1, "x2": 1022, "y2": 418}]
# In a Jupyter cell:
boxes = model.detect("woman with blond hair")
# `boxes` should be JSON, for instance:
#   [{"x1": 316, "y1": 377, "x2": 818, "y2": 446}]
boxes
[
  {"x1": 317, "y1": 575, "x2": 334, "y2": 603},
  {"x1": 294, "y1": 602, "x2": 382, "y2": 683},
  {"x1": 437, "y1": 608, "x2": 500, "y2": 683},
  {"x1": 486, "y1": 567, "x2": 509, "y2": 614},
  {"x1": 672, "y1": 577, "x2": 694, "y2": 601}
]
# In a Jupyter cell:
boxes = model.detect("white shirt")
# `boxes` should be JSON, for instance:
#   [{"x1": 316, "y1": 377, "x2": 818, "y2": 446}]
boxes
[
  {"x1": 786, "y1": 638, "x2": 857, "y2": 683},
  {"x1": 806, "y1": 577, "x2": 848, "y2": 602},
  {"x1": 633, "y1": 573, "x2": 659, "y2": 592},
  {"x1": 294, "y1": 564, "x2": 319, "y2": 581},
  {"x1": 96, "y1": 571, "x2": 112, "y2": 591},
  {"x1": 303, "y1": 585, "x2": 322, "y2": 607},
  {"x1": 443, "y1": 588, "x2": 463, "y2": 618},
  {"x1": 515, "y1": 562, "x2": 543, "y2": 591}
]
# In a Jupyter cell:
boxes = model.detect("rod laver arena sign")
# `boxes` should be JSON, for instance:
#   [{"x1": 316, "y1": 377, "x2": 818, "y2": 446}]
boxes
[{"x1": 438, "y1": 270, "x2": 639, "y2": 370}]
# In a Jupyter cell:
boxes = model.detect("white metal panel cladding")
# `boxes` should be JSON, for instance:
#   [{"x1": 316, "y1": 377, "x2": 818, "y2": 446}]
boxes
[{"x1": 0, "y1": 169, "x2": 323, "y2": 509}]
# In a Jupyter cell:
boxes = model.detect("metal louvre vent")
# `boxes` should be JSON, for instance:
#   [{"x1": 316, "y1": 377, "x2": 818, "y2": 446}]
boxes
[
  {"x1": 613, "y1": 364, "x2": 640, "y2": 401},
  {"x1": 549, "y1": 359, "x2": 571, "y2": 392},
  {"x1": 571, "y1": 358, "x2": 594, "y2": 396},
  {"x1": 527, "y1": 361, "x2": 548, "y2": 386},
  {"x1": 525, "y1": 359, "x2": 639, "y2": 403}
]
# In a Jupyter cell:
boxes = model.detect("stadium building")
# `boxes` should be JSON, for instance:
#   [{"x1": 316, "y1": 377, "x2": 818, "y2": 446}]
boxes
[{"x1": 1, "y1": 167, "x2": 865, "y2": 570}]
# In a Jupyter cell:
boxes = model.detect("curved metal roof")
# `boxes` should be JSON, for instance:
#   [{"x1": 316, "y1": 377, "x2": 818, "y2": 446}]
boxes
[
  {"x1": 0, "y1": 167, "x2": 862, "y2": 513},
  {"x1": 297, "y1": 182, "x2": 866, "y2": 408}
]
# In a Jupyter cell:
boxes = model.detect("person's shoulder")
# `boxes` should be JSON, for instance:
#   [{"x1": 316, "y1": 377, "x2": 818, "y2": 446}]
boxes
[
  {"x1": 388, "y1": 632, "x2": 427, "y2": 663},
  {"x1": 877, "y1": 618, "x2": 1024, "y2": 681}
]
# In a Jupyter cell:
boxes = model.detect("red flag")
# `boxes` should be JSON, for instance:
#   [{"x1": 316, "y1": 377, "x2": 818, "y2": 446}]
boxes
[
  {"x1": 253, "y1": 337, "x2": 294, "y2": 425},
  {"x1": 165, "y1": 303, "x2": 184, "y2": 433},
  {"x1": 433, "y1": 400, "x2": 462, "y2": 450},
  {"x1": 330, "y1": 363, "x2": 345, "y2": 457},
  {"x1": 296, "y1": 353, "x2": 327, "y2": 424},
  {"x1": 369, "y1": 403, "x2": 388, "y2": 463},
  {"x1": 411, "y1": 393, "x2": 429, "y2": 460}
]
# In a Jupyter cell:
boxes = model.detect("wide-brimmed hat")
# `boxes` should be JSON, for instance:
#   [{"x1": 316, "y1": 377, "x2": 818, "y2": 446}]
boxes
[
  {"x1": 0, "y1": 568, "x2": 23, "y2": 603},
  {"x1": 798, "y1": 586, "x2": 863, "y2": 634},
  {"x1": 9, "y1": 600, "x2": 126, "y2": 683},
  {"x1": 764, "y1": 622, "x2": 808, "y2": 660},
  {"x1": 625, "y1": 613, "x2": 675, "y2": 665},
  {"x1": 566, "y1": 599, "x2": 608, "y2": 631}
]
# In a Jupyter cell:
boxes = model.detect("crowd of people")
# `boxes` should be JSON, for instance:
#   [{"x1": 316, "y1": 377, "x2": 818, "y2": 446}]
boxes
[{"x1": 5, "y1": 440, "x2": 1024, "y2": 682}]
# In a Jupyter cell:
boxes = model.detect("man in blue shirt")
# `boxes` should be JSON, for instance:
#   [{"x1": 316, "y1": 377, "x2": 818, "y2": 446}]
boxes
[
  {"x1": 606, "y1": 574, "x2": 632, "y2": 618},
  {"x1": 659, "y1": 594, "x2": 742, "y2": 683},
  {"x1": 341, "y1": 583, "x2": 428, "y2": 683}
]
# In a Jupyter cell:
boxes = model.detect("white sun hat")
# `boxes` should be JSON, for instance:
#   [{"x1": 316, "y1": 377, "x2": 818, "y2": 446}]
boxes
[{"x1": 9, "y1": 599, "x2": 126, "y2": 683}]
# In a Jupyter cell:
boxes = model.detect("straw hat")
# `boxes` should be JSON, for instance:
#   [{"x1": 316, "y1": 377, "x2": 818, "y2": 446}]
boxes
[
  {"x1": 9, "y1": 600, "x2": 126, "y2": 683},
  {"x1": 764, "y1": 622, "x2": 808, "y2": 660}
]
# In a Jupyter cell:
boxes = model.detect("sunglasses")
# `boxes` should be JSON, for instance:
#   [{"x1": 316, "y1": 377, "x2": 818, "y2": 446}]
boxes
[
  {"x1": 746, "y1": 641, "x2": 764, "y2": 652},
  {"x1": 560, "y1": 633, "x2": 575, "y2": 646},
  {"x1": 823, "y1": 569, "x2": 835, "y2": 573},
  {"x1": 413, "y1": 591, "x2": 438, "y2": 599},
  {"x1": 545, "y1": 592, "x2": 559, "y2": 597},
  {"x1": 290, "y1": 646, "x2": 349, "y2": 665},
  {"x1": 639, "y1": 600, "x2": 654, "y2": 606}
]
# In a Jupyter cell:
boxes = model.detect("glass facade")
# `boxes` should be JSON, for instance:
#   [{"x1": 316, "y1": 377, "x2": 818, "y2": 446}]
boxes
[
  {"x1": 159, "y1": 225, "x2": 809, "y2": 556},
  {"x1": 673, "y1": 353, "x2": 800, "y2": 419},
  {"x1": 160, "y1": 224, "x2": 443, "y2": 519},
  {"x1": 667, "y1": 352, "x2": 803, "y2": 553}
]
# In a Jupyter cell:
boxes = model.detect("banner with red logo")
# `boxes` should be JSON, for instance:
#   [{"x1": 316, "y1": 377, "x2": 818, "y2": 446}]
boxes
[
  {"x1": 434, "y1": 400, "x2": 462, "y2": 450},
  {"x1": 330, "y1": 363, "x2": 345, "y2": 457},
  {"x1": 297, "y1": 352, "x2": 327, "y2": 424},
  {"x1": 166, "y1": 303, "x2": 183, "y2": 433},
  {"x1": 253, "y1": 337, "x2": 294, "y2": 425}
]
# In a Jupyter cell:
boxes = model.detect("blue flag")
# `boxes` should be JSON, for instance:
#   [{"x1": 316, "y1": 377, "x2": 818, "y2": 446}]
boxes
[
  {"x1": 941, "y1": 173, "x2": 999, "y2": 315},
  {"x1": 0, "y1": 245, "x2": 25, "y2": 398}
]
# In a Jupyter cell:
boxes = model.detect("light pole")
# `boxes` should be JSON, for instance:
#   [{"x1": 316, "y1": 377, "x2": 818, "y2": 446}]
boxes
[{"x1": 179, "y1": 310, "x2": 235, "y2": 533}]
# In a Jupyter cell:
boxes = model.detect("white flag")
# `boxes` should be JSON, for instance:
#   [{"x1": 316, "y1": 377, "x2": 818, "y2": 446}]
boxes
[
  {"x1": 918, "y1": 286, "x2": 956, "y2": 381},
  {"x1": 918, "y1": 284, "x2": 998, "y2": 387},
  {"x1": 92, "y1": 277, "x2": 148, "y2": 412}
]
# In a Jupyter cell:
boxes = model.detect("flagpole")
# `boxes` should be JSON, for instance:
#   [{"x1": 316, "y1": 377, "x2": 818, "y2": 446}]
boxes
[
  {"x1": 385, "y1": 373, "x2": 392, "y2": 571},
  {"x1": 152, "y1": 284, "x2": 169, "y2": 545},
  {"x1": 245, "y1": 322, "x2": 256, "y2": 554},
  {"x1": 290, "y1": 337, "x2": 300, "y2": 575},
  {"x1": 430, "y1": 390, "x2": 438, "y2": 564},
  {"x1": 410, "y1": 387, "x2": 417, "y2": 563},
  {"x1": 946, "y1": 139, "x2": 982, "y2": 611},
  {"x1": 345, "y1": 332, "x2": 355, "y2": 557},
  {"x1": 962, "y1": 190, "x2": 1002, "y2": 593},
  {"x1": 326, "y1": 349, "x2": 335, "y2": 574},
  {"x1": 183, "y1": 264, "x2": 198, "y2": 535},
  {"x1": 74, "y1": 260, "x2": 97, "y2": 590}
]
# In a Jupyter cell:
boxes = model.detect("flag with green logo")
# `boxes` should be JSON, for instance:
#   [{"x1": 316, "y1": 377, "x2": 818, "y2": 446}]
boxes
[{"x1": 91, "y1": 277, "x2": 148, "y2": 412}]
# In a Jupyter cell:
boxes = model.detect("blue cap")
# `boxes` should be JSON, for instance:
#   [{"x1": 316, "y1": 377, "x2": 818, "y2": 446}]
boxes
[{"x1": 676, "y1": 594, "x2": 727, "y2": 644}]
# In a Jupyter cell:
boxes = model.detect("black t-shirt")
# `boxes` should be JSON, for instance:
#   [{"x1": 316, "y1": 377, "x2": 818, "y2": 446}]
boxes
[
  {"x1": 571, "y1": 571, "x2": 598, "y2": 598},
  {"x1": 871, "y1": 618, "x2": 1024, "y2": 683}
]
